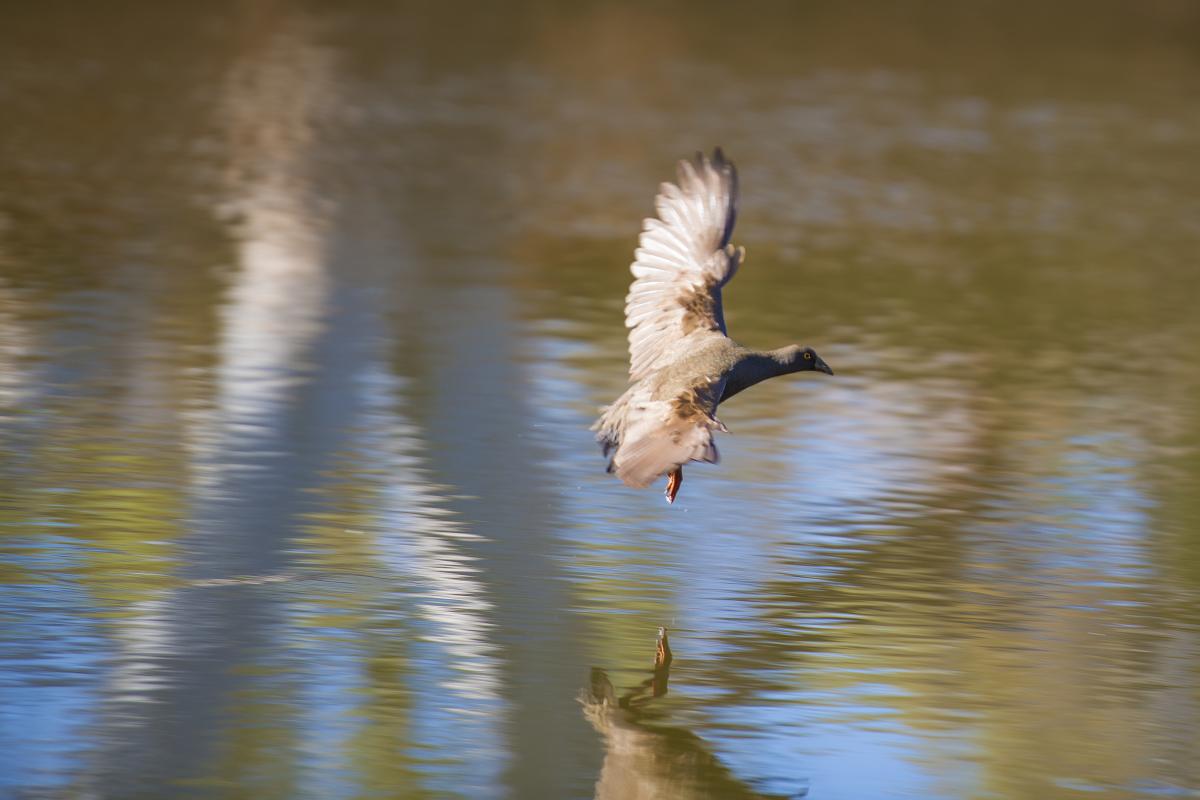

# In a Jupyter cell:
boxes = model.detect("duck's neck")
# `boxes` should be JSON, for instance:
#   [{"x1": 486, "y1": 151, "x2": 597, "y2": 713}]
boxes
[{"x1": 719, "y1": 347, "x2": 801, "y2": 403}]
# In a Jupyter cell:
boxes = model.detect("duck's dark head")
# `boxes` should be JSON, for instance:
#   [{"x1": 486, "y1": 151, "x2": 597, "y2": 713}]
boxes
[{"x1": 789, "y1": 345, "x2": 834, "y2": 375}]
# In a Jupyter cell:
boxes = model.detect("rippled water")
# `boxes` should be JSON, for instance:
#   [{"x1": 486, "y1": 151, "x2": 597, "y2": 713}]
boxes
[{"x1": 2, "y1": 2, "x2": 1199, "y2": 798}]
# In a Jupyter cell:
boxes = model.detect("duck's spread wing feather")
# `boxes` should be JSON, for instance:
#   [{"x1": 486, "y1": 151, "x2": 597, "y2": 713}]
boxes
[
  {"x1": 602, "y1": 381, "x2": 726, "y2": 489},
  {"x1": 625, "y1": 149, "x2": 744, "y2": 381}
]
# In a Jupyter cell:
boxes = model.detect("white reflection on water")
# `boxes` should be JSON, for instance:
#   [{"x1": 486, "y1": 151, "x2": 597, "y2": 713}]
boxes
[
  {"x1": 373, "y1": 411, "x2": 509, "y2": 795},
  {"x1": 0, "y1": 278, "x2": 36, "y2": 411},
  {"x1": 94, "y1": 10, "x2": 339, "y2": 725},
  {"x1": 351, "y1": 363, "x2": 505, "y2": 701},
  {"x1": 54, "y1": 18, "x2": 345, "y2": 793},
  {"x1": 200, "y1": 12, "x2": 507, "y2": 791},
  {"x1": 101, "y1": 599, "x2": 175, "y2": 703},
  {"x1": 209, "y1": 14, "x2": 333, "y2": 434}
]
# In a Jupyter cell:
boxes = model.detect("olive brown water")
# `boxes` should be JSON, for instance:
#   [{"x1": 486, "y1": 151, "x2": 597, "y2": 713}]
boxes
[{"x1": 2, "y1": 2, "x2": 1199, "y2": 798}]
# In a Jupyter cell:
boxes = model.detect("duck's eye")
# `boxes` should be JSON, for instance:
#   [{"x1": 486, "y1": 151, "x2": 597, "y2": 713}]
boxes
[{"x1": 804, "y1": 351, "x2": 813, "y2": 360}]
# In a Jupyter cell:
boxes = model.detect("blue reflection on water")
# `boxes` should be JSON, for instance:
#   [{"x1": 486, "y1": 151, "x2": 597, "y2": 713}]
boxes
[{"x1": 0, "y1": 583, "x2": 101, "y2": 792}]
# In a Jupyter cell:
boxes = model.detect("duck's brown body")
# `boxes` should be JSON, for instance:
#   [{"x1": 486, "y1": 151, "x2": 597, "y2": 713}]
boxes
[{"x1": 594, "y1": 150, "x2": 832, "y2": 502}]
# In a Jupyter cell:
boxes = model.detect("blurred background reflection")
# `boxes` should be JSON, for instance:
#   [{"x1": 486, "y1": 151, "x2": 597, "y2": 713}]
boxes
[{"x1": 1, "y1": 1, "x2": 1198, "y2": 798}]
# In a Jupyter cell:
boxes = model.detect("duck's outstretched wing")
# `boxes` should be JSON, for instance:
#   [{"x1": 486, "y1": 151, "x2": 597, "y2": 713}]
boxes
[{"x1": 625, "y1": 148, "x2": 744, "y2": 381}]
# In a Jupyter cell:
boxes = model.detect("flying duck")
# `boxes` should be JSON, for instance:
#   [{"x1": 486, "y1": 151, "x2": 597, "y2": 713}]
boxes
[{"x1": 593, "y1": 149, "x2": 833, "y2": 503}]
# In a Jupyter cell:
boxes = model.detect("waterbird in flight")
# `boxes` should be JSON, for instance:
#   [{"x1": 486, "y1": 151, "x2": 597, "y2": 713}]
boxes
[{"x1": 594, "y1": 149, "x2": 833, "y2": 503}]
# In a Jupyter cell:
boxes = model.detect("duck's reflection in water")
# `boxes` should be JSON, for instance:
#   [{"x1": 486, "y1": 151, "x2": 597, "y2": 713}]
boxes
[{"x1": 582, "y1": 629, "x2": 802, "y2": 800}]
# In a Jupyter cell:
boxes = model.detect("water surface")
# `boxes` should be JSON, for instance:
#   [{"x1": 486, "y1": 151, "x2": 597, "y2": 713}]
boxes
[{"x1": 2, "y1": 2, "x2": 1199, "y2": 798}]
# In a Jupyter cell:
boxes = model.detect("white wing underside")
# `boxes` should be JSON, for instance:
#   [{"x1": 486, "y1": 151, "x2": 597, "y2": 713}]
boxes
[{"x1": 624, "y1": 150, "x2": 742, "y2": 381}]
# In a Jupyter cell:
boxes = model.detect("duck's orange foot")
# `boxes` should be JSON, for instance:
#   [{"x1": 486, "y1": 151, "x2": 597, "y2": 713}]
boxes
[{"x1": 664, "y1": 467, "x2": 683, "y2": 504}]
